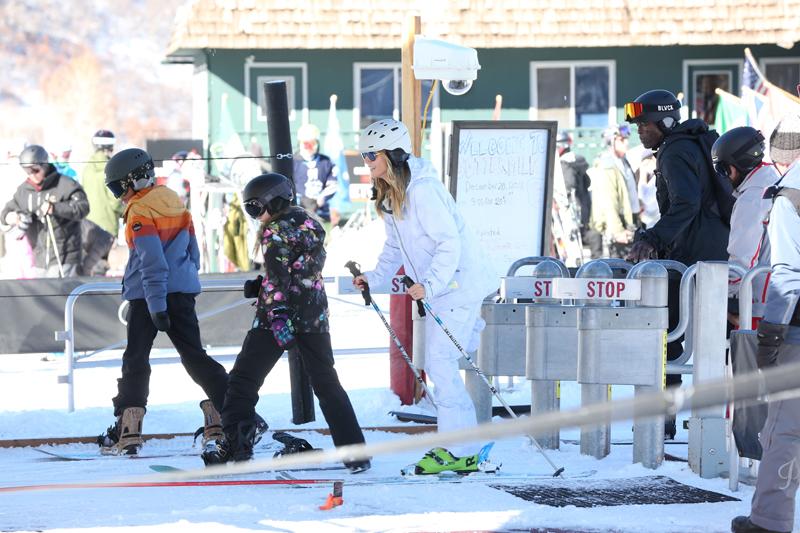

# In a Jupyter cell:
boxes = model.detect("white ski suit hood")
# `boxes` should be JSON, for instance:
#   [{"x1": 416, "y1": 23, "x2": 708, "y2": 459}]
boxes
[{"x1": 365, "y1": 156, "x2": 495, "y2": 309}]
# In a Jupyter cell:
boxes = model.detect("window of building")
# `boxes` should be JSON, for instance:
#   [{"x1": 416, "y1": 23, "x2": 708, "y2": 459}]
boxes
[
  {"x1": 256, "y1": 75, "x2": 296, "y2": 122},
  {"x1": 763, "y1": 58, "x2": 800, "y2": 95},
  {"x1": 354, "y1": 63, "x2": 437, "y2": 131},
  {"x1": 530, "y1": 61, "x2": 615, "y2": 128}
]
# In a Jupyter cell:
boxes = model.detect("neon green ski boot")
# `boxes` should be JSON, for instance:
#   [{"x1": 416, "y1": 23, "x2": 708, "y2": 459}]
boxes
[{"x1": 405, "y1": 444, "x2": 500, "y2": 475}]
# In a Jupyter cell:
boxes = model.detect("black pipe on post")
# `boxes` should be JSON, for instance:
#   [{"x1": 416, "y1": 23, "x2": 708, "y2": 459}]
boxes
[{"x1": 262, "y1": 80, "x2": 315, "y2": 424}]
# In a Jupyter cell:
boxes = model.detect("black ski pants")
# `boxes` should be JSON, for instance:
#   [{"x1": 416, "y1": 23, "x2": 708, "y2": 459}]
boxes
[
  {"x1": 112, "y1": 293, "x2": 229, "y2": 416},
  {"x1": 666, "y1": 273, "x2": 684, "y2": 389},
  {"x1": 222, "y1": 328, "x2": 365, "y2": 448}
]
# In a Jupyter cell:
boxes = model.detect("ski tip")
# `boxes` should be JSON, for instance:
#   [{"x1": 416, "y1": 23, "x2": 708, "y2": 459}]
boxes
[{"x1": 149, "y1": 465, "x2": 183, "y2": 473}]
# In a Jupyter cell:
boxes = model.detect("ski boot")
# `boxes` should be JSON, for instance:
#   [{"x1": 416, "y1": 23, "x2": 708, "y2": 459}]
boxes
[
  {"x1": 97, "y1": 407, "x2": 145, "y2": 455},
  {"x1": 403, "y1": 443, "x2": 499, "y2": 476},
  {"x1": 201, "y1": 420, "x2": 256, "y2": 465},
  {"x1": 194, "y1": 409, "x2": 268, "y2": 448},
  {"x1": 197, "y1": 400, "x2": 224, "y2": 451},
  {"x1": 272, "y1": 431, "x2": 317, "y2": 456},
  {"x1": 731, "y1": 516, "x2": 789, "y2": 533},
  {"x1": 345, "y1": 459, "x2": 371, "y2": 474}
]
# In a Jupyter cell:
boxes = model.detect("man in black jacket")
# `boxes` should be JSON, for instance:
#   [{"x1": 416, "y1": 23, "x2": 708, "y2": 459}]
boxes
[
  {"x1": 1, "y1": 145, "x2": 89, "y2": 277},
  {"x1": 625, "y1": 89, "x2": 730, "y2": 438},
  {"x1": 557, "y1": 131, "x2": 602, "y2": 259}
]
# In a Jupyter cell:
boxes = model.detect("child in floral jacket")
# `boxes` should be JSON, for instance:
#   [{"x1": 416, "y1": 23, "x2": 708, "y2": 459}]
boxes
[{"x1": 203, "y1": 172, "x2": 369, "y2": 472}]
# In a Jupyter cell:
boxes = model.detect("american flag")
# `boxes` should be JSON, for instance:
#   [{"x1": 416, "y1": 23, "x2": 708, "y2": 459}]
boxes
[{"x1": 742, "y1": 48, "x2": 769, "y2": 96}]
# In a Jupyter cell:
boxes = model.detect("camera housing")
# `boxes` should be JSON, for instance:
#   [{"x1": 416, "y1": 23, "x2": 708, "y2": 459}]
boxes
[{"x1": 413, "y1": 37, "x2": 480, "y2": 96}]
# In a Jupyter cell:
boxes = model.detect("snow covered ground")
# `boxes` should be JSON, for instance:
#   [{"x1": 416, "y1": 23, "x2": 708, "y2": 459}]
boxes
[{"x1": 0, "y1": 222, "x2": 781, "y2": 532}]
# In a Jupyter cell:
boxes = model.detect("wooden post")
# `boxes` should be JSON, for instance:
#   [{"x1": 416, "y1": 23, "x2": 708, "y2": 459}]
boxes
[
  {"x1": 401, "y1": 15, "x2": 422, "y2": 155},
  {"x1": 389, "y1": 15, "x2": 423, "y2": 406}
]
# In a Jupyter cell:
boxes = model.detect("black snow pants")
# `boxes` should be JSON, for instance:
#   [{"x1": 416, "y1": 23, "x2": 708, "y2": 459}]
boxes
[
  {"x1": 112, "y1": 293, "x2": 229, "y2": 416},
  {"x1": 221, "y1": 328, "x2": 365, "y2": 448}
]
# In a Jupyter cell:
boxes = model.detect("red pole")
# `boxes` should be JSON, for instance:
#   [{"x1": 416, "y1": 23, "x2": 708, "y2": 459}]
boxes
[{"x1": 389, "y1": 267, "x2": 415, "y2": 405}]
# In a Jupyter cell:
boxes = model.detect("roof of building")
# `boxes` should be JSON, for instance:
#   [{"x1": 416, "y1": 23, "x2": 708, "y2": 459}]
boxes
[{"x1": 167, "y1": 0, "x2": 800, "y2": 56}]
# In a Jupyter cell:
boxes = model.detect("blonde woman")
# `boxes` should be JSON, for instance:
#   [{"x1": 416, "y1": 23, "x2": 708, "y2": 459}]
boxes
[{"x1": 352, "y1": 119, "x2": 495, "y2": 474}]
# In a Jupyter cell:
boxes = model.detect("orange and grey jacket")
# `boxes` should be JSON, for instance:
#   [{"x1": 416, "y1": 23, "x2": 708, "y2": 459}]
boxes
[{"x1": 122, "y1": 186, "x2": 201, "y2": 313}]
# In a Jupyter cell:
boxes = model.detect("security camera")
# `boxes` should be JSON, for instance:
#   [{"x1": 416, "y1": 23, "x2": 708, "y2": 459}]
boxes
[{"x1": 413, "y1": 36, "x2": 480, "y2": 96}]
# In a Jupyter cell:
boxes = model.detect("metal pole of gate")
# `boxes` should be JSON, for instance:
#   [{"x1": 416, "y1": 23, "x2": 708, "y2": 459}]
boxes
[
  {"x1": 528, "y1": 259, "x2": 571, "y2": 450},
  {"x1": 576, "y1": 260, "x2": 613, "y2": 459},
  {"x1": 687, "y1": 261, "x2": 729, "y2": 478},
  {"x1": 263, "y1": 80, "x2": 315, "y2": 424},
  {"x1": 628, "y1": 262, "x2": 669, "y2": 469}
]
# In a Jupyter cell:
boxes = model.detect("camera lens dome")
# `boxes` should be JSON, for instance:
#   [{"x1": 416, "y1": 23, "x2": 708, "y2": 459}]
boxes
[{"x1": 443, "y1": 79, "x2": 473, "y2": 96}]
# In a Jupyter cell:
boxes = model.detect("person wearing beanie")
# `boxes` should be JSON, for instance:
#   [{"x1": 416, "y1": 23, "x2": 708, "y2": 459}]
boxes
[{"x1": 732, "y1": 115, "x2": 800, "y2": 533}]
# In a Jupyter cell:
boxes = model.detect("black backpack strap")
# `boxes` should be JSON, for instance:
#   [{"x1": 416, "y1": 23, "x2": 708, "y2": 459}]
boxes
[{"x1": 776, "y1": 187, "x2": 800, "y2": 216}]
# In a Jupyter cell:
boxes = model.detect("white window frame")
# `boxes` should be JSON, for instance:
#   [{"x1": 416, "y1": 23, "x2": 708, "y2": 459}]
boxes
[
  {"x1": 529, "y1": 60, "x2": 616, "y2": 127},
  {"x1": 761, "y1": 57, "x2": 800, "y2": 93},
  {"x1": 243, "y1": 60, "x2": 308, "y2": 132},
  {"x1": 681, "y1": 59, "x2": 740, "y2": 117},
  {"x1": 256, "y1": 75, "x2": 296, "y2": 122},
  {"x1": 352, "y1": 62, "x2": 439, "y2": 131}
]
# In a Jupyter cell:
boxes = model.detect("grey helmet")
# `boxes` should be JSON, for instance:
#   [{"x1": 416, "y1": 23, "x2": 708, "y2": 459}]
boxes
[
  {"x1": 104, "y1": 148, "x2": 155, "y2": 199},
  {"x1": 19, "y1": 145, "x2": 50, "y2": 168}
]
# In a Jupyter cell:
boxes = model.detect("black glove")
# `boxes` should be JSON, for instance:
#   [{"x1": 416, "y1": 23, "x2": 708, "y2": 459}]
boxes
[
  {"x1": 243, "y1": 275, "x2": 264, "y2": 299},
  {"x1": 151, "y1": 311, "x2": 171, "y2": 332},
  {"x1": 17, "y1": 212, "x2": 33, "y2": 231},
  {"x1": 756, "y1": 320, "x2": 788, "y2": 369}
]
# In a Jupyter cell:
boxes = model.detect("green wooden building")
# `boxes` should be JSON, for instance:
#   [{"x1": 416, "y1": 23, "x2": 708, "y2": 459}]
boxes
[{"x1": 165, "y1": 0, "x2": 800, "y2": 165}]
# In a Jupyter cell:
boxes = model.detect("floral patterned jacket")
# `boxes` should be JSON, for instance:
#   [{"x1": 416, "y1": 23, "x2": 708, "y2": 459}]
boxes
[{"x1": 253, "y1": 206, "x2": 329, "y2": 333}]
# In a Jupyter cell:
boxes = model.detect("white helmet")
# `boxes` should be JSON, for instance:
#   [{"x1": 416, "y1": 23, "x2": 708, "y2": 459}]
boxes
[{"x1": 359, "y1": 119, "x2": 412, "y2": 154}]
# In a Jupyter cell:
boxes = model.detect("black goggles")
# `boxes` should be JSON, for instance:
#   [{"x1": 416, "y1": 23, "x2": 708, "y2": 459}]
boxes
[
  {"x1": 361, "y1": 151, "x2": 379, "y2": 161},
  {"x1": 106, "y1": 179, "x2": 128, "y2": 199},
  {"x1": 714, "y1": 161, "x2": 730, "y2": 179},
  {"x1": 243, "y1": 199, "x2": 267, "y2": 218}
]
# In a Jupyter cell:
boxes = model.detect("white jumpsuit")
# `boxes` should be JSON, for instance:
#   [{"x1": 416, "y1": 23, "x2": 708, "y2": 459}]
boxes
[{"x1": 364, "y1": 157, "x2": 495, "y2": 456}]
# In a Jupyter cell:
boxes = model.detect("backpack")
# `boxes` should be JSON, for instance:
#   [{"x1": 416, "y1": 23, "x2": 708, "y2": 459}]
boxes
[{"x1": 662, "y1": 129, "x2": 735, "y2": 227}]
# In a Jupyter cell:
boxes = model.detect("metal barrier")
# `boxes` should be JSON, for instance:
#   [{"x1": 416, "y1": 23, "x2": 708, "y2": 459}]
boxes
[
  {"x1": 728, "y1": 264, "x2": 772, "y2": 491},
  {"x1": 526, "y1": 259, "x2": 575, "y2": 449},
  {"x1": 738, "y1": 265, "x2": 771, "y2": 330},
  {"x1": 474, "y1": 257, "x2": 567, "y2": 422},
  {"x1": 57, "y1": 279, "x2": 252, "y2": 412},
  {"x1": 686, "y1": 262, "x2": 729, "y2": 478}
]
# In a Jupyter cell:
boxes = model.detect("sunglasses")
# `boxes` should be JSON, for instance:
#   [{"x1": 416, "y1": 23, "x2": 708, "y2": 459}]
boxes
[
  {"x1": 361, "y1": 151, "x2": 379, "y2": 162},
  {"x1": 25, "y1": 166, "x2": 43, "y2": 175},
  {"x1": 243, "y1": 199, "x2": 266, "y2": 218}
]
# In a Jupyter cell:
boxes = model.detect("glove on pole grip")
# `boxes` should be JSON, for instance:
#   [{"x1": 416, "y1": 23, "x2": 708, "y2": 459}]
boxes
[
  {"x1": 344, "y1": 261, "x2": 372, "y2": 306},
  {"x1": 401, "y1": 276, "x2": 426, "y2": 317}
]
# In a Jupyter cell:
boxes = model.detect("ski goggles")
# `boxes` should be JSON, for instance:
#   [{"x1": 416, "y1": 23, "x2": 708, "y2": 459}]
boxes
[
  {"x1": 243, "y1": 199, "x2": 267, "y2": 218},
  {"x1": 106, "y1": 178, "x2": 129, "y2": 199},
  {"x1": 361, "y1": 151, "x2": 379, "y2": 161},
  {"x1": 624, "y1": 101, "x2": 680, "y2": 123}
]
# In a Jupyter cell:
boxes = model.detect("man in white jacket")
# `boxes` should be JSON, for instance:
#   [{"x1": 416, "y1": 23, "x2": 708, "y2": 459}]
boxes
[
  {"x1": 712, "y1": 127, "x2": 781, "y2": 329},
  {"x1": 353, "y1": 119, "x2": 496, "y2": 474}
]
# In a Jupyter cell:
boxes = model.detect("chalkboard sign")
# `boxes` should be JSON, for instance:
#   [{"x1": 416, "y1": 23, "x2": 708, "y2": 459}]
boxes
[{"x1": 448, "y1": 121, "x2": 557, "y2": 282}]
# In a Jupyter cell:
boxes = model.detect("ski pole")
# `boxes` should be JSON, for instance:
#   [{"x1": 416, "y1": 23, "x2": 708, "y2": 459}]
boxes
[
  {"x1": 344, "y1": 261, "x2": 436, "y2": 407},
  {"x1": 46, "y1": 214, "x2": 65, "y2": 278},
  {"x1": 401, "y1": 275, "x2": 565, "y2": 477}
]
